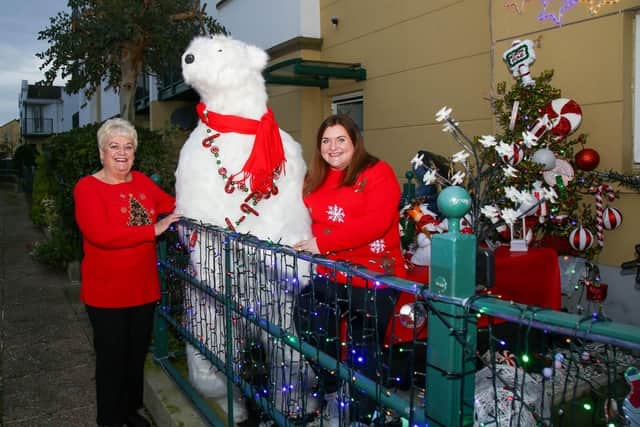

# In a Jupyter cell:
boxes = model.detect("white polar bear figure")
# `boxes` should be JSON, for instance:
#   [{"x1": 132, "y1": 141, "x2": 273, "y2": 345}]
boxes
[{"x1": 174, "y1": 35, "x2": 316, "y2": 423}]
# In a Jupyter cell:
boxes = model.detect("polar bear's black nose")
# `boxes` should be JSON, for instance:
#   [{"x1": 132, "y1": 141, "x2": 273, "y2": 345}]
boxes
[{"x1": 184, "y1": 54, "x2": 195, "y2": 64}]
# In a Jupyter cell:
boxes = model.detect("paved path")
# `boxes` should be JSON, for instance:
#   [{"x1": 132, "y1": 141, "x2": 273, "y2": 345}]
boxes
[{"x1": 0, "y1": 183, "x2": 97, "y2": 426}]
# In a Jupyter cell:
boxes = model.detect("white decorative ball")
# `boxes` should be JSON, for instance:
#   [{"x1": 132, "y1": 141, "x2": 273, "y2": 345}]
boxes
[{"x1": 531, "y1": 148, "x2": 556, "y2": 171}]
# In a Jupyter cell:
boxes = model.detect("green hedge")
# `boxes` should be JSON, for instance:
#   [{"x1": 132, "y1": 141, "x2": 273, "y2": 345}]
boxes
[
  {"x1": 31, "y1": 123, "x2": 175, "y2": 270},
  {"x1": 12, "y1": 143, "x2": 37, "y2": 177}
]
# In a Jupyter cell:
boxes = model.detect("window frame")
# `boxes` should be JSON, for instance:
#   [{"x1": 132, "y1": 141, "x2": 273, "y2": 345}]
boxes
[{"x1": 331, "y1": 91, "x2": 364, "y2": 132}]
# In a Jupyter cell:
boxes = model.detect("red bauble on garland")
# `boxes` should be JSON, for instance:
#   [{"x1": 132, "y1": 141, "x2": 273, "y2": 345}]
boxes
[
  {"x1": 586, "y1": 282, "x2": 608, "y2": 303},
  {"x1": 574, "y1": 148, "x2": 600, "y2": 171}
]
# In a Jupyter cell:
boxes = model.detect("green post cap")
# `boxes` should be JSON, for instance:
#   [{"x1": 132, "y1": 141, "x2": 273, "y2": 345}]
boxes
[
  {"x1": 437, "y1": 185, "x2": 471, "y2": 234},
  {"x1": 405, "y1": 170, "x2": 414, "y2": 181}
]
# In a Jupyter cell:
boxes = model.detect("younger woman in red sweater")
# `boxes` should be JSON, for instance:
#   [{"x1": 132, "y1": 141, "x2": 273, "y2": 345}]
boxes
[{"x1": 294, "y1": 114, "x2": 406, "y2": 426}]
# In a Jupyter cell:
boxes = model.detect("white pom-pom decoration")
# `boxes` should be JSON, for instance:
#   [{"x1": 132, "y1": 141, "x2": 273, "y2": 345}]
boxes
[{"x1": 531, "y1": 148, "x2": 556, "y2": 171}]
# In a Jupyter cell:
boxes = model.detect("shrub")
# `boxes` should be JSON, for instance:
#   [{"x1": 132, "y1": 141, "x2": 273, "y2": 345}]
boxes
[
  {"x1": 12, "y1": 144, "x2": 37, "y2": 177},
  {"x1": 30, "y1": 228, "x2": 78, "y2": 271},
  {"x1": 30, "y1": 153, "x2": 57, "y2": 226}
]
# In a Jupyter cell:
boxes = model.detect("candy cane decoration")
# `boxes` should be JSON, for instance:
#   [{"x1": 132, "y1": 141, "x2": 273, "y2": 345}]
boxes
[
  {"x1": 595, "y1": 184, "x2": 616, "y2": 247},
  {"x1": 533, "y1": 190, "x2": 549, "y2": 223}
]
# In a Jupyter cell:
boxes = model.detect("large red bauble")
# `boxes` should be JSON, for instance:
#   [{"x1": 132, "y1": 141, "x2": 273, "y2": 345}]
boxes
[{"x1": 574, "y1": 148, "x2": 600, "y2": 171}]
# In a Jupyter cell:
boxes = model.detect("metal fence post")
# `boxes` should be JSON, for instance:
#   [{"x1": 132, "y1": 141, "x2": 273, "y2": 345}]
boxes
[
  {"x1": 154, "y1": 237, "x2": 169, "y2": 360},
  {"x1": 223, "y1": 235, "x2": 235, "y2": 424},
  {"x1": 425, "y1": 186, "x2": 477, "y2": 426}
]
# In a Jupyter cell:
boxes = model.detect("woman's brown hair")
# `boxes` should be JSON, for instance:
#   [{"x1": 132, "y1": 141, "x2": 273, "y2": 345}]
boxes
[{"x1": 303, "y1": 114, "x2": 378, "y2": 195}]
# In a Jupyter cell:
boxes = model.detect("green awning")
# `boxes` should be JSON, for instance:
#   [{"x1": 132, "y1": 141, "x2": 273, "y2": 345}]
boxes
[{"x1": 263, "y1": 58, "x2": 366, "y2": 89}]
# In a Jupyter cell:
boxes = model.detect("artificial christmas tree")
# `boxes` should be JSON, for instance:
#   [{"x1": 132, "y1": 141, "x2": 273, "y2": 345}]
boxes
[{"x1": 403, "y1": 40, "x2": 640, "y2": 264}]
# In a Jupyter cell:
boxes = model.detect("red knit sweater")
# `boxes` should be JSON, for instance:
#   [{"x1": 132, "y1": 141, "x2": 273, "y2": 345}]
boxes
[
  {"x1": 74, "y1": 171, "x2": 175, "y2": 308},
  {"x1": 304, "y1": 160, "x2": 406, "y2": 286}
]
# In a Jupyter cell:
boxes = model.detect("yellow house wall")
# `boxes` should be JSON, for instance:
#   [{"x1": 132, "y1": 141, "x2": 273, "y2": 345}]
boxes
[
  {"x1": 267, "y1": 48, "x2": 325, "y2": 163},
  {"x1": 1, "y1": 120, "x2": 21, "y2": 155},
  {"x1": 268, "y1": 0, "x2": 640, "y2": 266},
  {"x1": 319, "y1": 0, "x2": 493, "y2": 165}
]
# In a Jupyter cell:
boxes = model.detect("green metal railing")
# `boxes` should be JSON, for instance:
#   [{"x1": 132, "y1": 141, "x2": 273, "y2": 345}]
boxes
[{"x1": 154, "y1": 186, "x2": 640, "y2": 426}]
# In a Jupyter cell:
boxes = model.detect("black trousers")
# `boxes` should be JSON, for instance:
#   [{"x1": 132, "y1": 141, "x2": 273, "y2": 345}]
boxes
[
  {"x1": 86, "y1": 302, "x2": 156, "y2": 425},
  {"x1": 294, "y1": 276, "x2": 397, "y2": 424}
]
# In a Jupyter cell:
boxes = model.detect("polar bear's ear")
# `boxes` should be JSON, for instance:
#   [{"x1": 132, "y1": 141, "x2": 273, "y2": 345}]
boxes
[{"x1": 246, "y1": 44, "x2": 269, "y2": 71}]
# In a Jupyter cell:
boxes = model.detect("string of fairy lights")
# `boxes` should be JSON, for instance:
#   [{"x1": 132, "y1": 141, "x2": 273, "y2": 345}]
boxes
[
  {"x1": 504, "y1": 0, "x2": 622, "y2": 25},
  {"x1": 156, "y1": 219, "x2": 639, "y2": 426}
]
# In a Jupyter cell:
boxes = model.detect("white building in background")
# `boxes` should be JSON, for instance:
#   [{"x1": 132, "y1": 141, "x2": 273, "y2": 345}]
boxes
[
  {"x1": 18, "y1": 80, "x2": 65, "y2": 145},
  {"x1": 73, "y1": 77, "x2": 122, "y2": 130},
  {"x1": 209, "y1": 0, "x2": 320, "y2": 49}
]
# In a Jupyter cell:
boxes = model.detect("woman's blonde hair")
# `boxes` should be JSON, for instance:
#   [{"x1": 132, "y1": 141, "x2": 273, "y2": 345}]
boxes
[{"x1": 97, "y1": 118, "x2": 138, "y2": 151}]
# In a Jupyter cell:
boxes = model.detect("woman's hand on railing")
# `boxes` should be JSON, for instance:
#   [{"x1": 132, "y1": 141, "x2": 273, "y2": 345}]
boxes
[
  {"x1": 293, "y1": 238, "x2": 320, "y2": 254},
  {"x1": 155, "y1": 212, "x2": 183, "y2": 236}
]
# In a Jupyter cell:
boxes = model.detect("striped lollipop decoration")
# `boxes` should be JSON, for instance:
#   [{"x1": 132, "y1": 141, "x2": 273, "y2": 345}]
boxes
[
  {"x1": 602, "y1": 206, "x2": 622, "y2": 230},
  {"x1": 546, "y1": 98, "x2": 582, "y2": 140},
  {"x1": 569, "y1": 226, "x2": 594, "y2": 251},
  {"x1": 529, "y1": 98, "x2": 583, "y2": 141},
  {"x1": 595, "y1": 184, "x2": 617, "y2": 247}
]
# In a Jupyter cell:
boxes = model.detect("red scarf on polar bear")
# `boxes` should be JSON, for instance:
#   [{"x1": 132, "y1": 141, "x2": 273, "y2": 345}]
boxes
[{"x1": 196, "y1": 102, "x2": 285, "y2": 195}]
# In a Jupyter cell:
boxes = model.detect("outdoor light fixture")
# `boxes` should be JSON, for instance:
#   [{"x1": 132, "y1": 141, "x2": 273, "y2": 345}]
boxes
[{"x1": 331, "y1": 16, "x2": 339, "y2": 27}]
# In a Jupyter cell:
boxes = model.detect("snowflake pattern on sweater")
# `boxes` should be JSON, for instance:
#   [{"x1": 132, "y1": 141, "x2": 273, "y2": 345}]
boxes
[
  {"x1": 369, "y1": 239, "x2": 386, "y2": 254},
  {"x1": 303, "y1": 161, "x2": 406, "y2": 285},
  {"x1": 326, "y1": 204, "x2": 346, "y2": 223}
]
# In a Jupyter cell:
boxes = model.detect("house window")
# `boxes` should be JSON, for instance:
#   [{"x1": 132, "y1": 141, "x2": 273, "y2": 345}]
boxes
[
  {"x1": 332, "y1": 92, "x2": 363, "y2": 132},
  {"x1": 634, "y1": 15, "x2": 640, "y2": 164},
  {"x1": 33, "y1": 105, "x2": 43, "y2": 132}
]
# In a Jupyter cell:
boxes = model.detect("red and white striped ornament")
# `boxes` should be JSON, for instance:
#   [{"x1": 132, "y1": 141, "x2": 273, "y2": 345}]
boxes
[
  {"x1": 594, "y1": 184, "x2": 616, "y2": 246},
  {"x1": 495, "y1": 349, "x2": 518, "y2": 367},
  {"x1": 502, "y1": 144, "x2": 525, "y2": 166},
  {"x1": 497, "y1": 223, "x2": 510, "y2": 241},
  {"x1": 602, "y1": 206, "x2": 622, "y2": 230},
  {"x1": 569, "y1": 226, "x2": 594, "y2": 251},
  {"x1": 533, "y1": 190, "x2": 549, "y2": 223},
  {"x1": 529, "y1": 98, "x2": 583, "y2": 141}
]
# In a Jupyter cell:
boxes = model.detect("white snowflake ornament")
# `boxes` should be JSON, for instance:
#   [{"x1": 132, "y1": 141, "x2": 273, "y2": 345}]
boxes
[{"x1": 326, "y1": 204, "x2": 345, "y2": 223}]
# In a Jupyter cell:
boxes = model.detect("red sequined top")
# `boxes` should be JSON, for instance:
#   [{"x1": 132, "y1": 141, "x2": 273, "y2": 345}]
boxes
[
  {"x1": 74, "y1": 171, "x2": 175, "y2": 307},
  {"x1": 304, "y1": 161, "x2": 406, "y2": 287}
]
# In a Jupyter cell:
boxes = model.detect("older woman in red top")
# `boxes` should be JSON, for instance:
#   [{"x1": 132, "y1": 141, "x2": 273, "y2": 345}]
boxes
[
  {"x1": 74, "y1": 118, "x2": 180, "y2": 427},
  {"x1": 294, "y1": 114, "x2": 405, "y2": 426}
]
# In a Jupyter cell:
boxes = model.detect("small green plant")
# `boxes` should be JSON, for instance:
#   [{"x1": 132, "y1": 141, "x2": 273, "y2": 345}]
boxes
[
  {"x1": 40, "y1": 197, "x2": 58, "y2": 234},
  {"x1": 30, "y1": 153, "x2": 58, "y2": 226},
  {"x1": 30, "y1": 228, "x2": 78, "y2": 270}
]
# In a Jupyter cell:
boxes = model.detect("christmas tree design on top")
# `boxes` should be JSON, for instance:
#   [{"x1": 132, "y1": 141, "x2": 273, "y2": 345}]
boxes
[{"x1": 127, "y1": 195, "x2": 151, "y2": 226}]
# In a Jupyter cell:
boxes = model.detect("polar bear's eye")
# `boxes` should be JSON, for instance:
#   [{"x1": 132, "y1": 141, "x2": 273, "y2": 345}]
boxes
[{"x1": 217, "y1": 49, "x2": 223, "y2": 52}]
